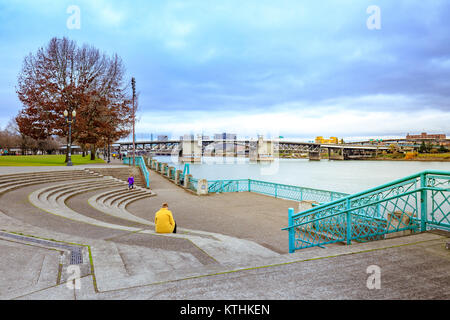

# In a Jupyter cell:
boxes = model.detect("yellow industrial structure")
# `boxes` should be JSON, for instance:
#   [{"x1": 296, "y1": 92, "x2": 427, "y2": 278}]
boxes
[{"x1": 315, "y1": 136, "x2": 343, "y2": 144}]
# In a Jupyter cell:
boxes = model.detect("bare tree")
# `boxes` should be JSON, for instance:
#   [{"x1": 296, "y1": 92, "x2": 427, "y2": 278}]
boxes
[{"x1": 16, "y1": 37, "x2": 133, "y2": 161}]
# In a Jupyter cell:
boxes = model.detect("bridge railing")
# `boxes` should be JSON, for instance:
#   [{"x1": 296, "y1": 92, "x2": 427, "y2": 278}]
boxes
[
  {"x1": 282, "y1": 170, "x2": 450, "y2": 253},
  {"x1": 123, "y1": 156, "x2": 150, "y2": 188}
]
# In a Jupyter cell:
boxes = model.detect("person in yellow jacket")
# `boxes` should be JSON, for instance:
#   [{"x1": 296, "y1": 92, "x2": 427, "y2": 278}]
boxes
[{"x1": 154, "y1": 203, "x2": 177, "y2": 233}]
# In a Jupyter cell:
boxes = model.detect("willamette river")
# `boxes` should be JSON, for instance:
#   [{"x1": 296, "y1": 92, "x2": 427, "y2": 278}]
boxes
[{"x1": 152, "y1": 156, "x2": 450, "y2": 194}]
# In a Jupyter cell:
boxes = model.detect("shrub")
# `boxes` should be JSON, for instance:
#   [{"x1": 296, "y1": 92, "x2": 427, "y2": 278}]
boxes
[{"x1": 405, "y1": 152, "x2": 417, "y2": 160}]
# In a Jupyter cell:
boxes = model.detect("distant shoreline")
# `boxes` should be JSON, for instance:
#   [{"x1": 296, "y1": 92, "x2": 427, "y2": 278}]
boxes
[{"x1": 279, "y1": 156, "x2": 450, "y2": 162}]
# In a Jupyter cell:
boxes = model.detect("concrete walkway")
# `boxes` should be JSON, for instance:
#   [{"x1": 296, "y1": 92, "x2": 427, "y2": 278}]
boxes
[{"x1": 0, "y1": 163, "x2": 449, "y2": 300}]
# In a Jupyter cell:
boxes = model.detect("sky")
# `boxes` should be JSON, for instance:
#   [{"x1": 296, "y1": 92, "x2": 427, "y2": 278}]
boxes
[{"x1": 0, "y1": 0, "x2": 449, "y2": 141}]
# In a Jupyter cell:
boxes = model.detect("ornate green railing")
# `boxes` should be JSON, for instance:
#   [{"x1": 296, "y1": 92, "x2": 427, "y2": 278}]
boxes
[
  {"x1": 149, "y1": 161, "x2": 348, "y2": 202},
  {"x1": 282, "y1": 170, "x2": 450, "y2": 253},
  {"x1": 206, "y1": 178, "x2": 348, "y2": 203},
  {"x1": 188, "y1": 177, "x2": 198, "y2": 192},
  {"x1": 123, "y1": 156, "x2": 150, "y2": 188}
]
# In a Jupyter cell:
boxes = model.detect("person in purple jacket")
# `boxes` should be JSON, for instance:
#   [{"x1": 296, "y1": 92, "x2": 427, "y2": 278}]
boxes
[{"x1": 128, "y1": 174, "x2": 135, "y2": 190}]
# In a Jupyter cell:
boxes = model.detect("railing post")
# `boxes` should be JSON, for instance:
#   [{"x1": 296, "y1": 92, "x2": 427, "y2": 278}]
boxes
[
  {"x1": 248, "y1": 179, "x2": 251, "y2": 192},
  {"x1": 288, "y1": 208, "x2": 295, "y2": 253},
  {"x1": 275, "y1": 184, "x2": 278, "y2": 198},
  {"x1": 420, "y1": 173, "x2": 428, "y2": 232},
  {"x1": 346, "y1": 198, "x2": 352, "y2": 245}
]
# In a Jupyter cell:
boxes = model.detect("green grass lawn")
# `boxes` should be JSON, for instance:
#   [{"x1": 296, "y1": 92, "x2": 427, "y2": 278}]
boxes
[{"x1": 0, "y1": 154, "x2": 106, "y2": 166}]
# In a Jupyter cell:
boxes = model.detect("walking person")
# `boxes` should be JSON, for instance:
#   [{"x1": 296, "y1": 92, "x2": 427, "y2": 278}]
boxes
[
  {"x1": 128, "y1": 174, "x2": 135, "y2": 190},
  {"x1": 154, "y1": 203, "x2": 177, "y2": 233}
]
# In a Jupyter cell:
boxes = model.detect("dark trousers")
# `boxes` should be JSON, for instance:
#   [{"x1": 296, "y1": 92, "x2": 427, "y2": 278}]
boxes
[{"x1": 173, "y1": 223, "x2": 177, "y2": 234}]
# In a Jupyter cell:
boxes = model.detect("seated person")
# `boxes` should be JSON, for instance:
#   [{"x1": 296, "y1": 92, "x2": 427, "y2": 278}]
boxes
[{"x1": 154, "y1": 203, "x2": 177, "y2": 233}]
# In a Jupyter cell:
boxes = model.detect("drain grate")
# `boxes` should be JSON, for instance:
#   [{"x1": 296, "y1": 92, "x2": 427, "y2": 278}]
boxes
[{"x1": 0, "y1": 231, "x2": 83, "y2": 264}]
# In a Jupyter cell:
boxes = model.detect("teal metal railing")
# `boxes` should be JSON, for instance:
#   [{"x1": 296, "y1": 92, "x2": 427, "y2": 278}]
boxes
[
  {"x1": 150, "y1": 161, "x2": 347, "y2": 203},
  {"x1": 123, "y1": 156, "x2": 150, "y2": 188},
  {"x1": 282, "y1": 170, "x2": 450, "y2": 253},
  {"x1": 207, "y1": 179, "x2": 348, "y2": 203}
]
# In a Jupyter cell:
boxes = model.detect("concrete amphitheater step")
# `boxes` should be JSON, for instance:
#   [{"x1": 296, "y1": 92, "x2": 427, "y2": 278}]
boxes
[
  {"x1": 109, "y1": 190, "x2": 148, "y2": 207},
  {"x1": 43, "y1": 180, "x2": 111, "y2": 202},
  {"x1": 28, "y1": 180, "x2": 280, "y2": 267},
  {"x1": 29, "y1": 185, "x2": 142, "y2": 233},
  {"x1": 87, "y1": 168, "x2": 146, "y2": 188},
  {"x1": 0, "y1": 171, "x2": 96, "y2": 185},
  {"x1": 52, "y1": 182, "x2": 126, "y2": 205},
  {"x1": 88, "y1": 189, "x2": 155, "y2": 226},
  {"x1": 0, "y1": 175, "x2": 100, "y2": 195},
  {"x1": 0, "y1": 170, "x2": 96, "y2": 179},
  {"x1": 39, "y1": 180, "x2": 127, "y2": 208}
]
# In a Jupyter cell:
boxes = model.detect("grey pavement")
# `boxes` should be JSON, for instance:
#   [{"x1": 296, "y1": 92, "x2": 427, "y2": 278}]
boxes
[{"x1": 0, "y1": 164, "x2": 449, "y2": 300}]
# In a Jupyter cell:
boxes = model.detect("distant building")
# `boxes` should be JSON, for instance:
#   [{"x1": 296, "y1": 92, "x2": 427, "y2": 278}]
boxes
[
  {"x1": 406, "y1": 132, "x2": 446, "y2": 141},
  {"x1": 214, "y1": 133, "x2": 237, "y2": 140},
  {"x1": 157, "y1": 135, "x2": 168, "y2": 141},
  {"x1": 181, "y1": 134, "x2": 195, "y2": 141}
]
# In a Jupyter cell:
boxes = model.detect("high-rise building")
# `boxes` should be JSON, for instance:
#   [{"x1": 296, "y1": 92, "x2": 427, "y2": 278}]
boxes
[
  {"x1": 214, "y1": 133, "x2": 237, "y2": 140},
  {"x1": 157, "y1": 135, "x2": 168, "y2": 141}
]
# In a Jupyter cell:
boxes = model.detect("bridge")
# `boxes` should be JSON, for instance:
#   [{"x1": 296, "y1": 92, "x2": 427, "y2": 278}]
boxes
[{"x1": 118, "y1": 137, "x2": 388, "y2": 162}]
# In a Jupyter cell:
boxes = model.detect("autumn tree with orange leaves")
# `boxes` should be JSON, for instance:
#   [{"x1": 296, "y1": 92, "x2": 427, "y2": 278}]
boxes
[{"x1": 16, "y1": 37, "x2": 133, "y2": 161}]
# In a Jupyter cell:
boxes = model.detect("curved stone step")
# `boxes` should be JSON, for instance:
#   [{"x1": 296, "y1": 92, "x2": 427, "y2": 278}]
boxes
[
  {"x1": 28, "y1": 180, "x2": 280, "y2": 267},
  {"x1": 104, "y1": 189, "x2": 142, "y2": 207},
  {"x1": 29, "y1": 184, "x2": 141, "y2": 233},
  {"x1": 0, "y1": 173, "x2": 95, "y2": 188},
  {"x1": 110, "y1": 191, "x2": 148, "y2": 207},
  {"x1": 88, "y1": 190, "x2": 155, "y2": 226},
  {"x1": 0, "y1": 170, "x2": 92, "y2": 180},
  {"x1": 0, "y1": 175, "x2": 98, "y2": 195},
  {"x1": 42, "y1": 179, "x2": 108, "y2": 202},
  {"x1": 116, "y1": 192, "x2": 151, "y2": 208}
]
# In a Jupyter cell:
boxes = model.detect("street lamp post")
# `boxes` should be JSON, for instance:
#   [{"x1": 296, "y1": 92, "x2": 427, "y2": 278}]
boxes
[
  {"x1": 131, "y1": 77, "x2": 136, "y2": 167},
  {"x1": 64, "y1": 109, "x2": 76, "y2": 166}
]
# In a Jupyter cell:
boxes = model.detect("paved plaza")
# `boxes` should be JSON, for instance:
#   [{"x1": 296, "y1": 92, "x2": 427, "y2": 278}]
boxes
[{"x1": 0, "y1": 162, "x2": 449, "y2": 300}]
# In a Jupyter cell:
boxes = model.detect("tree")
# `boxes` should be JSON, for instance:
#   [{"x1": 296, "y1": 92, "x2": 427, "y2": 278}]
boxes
[
  {"x1": 438, "y1": 145, "x2": 448, "y2": 153},
  {"x1": 16, "y1": 37, "x2": 133, "y2": 161},
  {"x1": 419, "y1": 141, "x2": 427, "y2": 153}
]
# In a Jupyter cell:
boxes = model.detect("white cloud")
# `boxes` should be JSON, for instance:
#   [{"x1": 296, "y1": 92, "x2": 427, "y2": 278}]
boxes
[{"x1": 134, "y1": 95, "x2": 450, "y2": 140}]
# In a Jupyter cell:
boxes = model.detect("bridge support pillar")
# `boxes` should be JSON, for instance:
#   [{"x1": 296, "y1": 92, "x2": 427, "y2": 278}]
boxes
[
  {"x1": 180, "y1": 139, "x2": 202, "y2": 162},
  {"x1": 308, "y1": 151, "x2": 321, "y2": 161},
  {"x1": 328, "y1": 148, "x2": 345, "y2": 160},
  {"x1": 250, "y1": 136, "x2": 275, "y2": 161}
]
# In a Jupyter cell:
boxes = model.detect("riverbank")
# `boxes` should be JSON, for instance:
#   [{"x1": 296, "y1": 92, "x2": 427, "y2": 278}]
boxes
[{"x1": 279, "y1": 153, "x2": 450, "y2": 161}]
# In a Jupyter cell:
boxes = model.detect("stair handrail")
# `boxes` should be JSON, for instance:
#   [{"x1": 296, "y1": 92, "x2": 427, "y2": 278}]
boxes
[{"x1": 282, "y1": 170, "x2": 450, "y2": 253}]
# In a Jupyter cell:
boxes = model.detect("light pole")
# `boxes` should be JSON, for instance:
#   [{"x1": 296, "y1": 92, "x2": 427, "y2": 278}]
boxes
[
  {"x1": 64, "y1": 109, "x2": 76, "y2": 166},
  {"x1": 131, "y1": 77, "x2": 136, "y2": 167}
]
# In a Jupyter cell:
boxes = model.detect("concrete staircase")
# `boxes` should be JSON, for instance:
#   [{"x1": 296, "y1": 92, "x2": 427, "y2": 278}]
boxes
[
  {"x1": 1, "y1": 169, "x2": 449, "y2": 299},
  {"x1": 0, "y1": 170, "x2": 101, "y2": 195},
  {"x1": 87, "y1": 167, "x2": 146, "y2": 188}
]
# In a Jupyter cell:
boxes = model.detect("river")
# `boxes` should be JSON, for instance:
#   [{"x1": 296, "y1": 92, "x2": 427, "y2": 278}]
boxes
[{"x1": 152, "y1": 156, "x2": 450, "y2": 194}]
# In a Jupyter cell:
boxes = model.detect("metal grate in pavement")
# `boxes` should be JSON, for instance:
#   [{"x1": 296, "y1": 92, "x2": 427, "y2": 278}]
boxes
[{"x1": 0, "y1": 231, "x2": 83, "y2": 264}]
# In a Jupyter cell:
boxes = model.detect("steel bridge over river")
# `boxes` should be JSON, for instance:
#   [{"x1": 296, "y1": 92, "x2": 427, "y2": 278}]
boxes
[{"x1": 119, "y1": 137, "x2": 388, "y2": 161}]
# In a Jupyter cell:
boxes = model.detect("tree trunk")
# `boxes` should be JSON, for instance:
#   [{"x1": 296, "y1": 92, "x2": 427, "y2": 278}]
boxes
[{"x1": 90, "y1": 145, "x2": 96, "y2": 160}]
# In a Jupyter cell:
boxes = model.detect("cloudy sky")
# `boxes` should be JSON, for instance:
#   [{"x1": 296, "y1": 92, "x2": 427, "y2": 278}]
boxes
[{"x1": 0, "y1": 0, "x2": 449, "y2": 141}]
